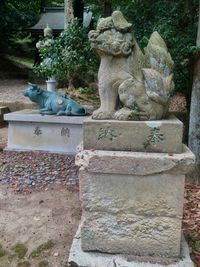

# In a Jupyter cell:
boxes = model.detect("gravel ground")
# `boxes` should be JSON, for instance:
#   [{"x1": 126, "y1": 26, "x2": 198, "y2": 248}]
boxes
[{"x1": 0, "y1": 149, "x2": 79, "y2": 193}]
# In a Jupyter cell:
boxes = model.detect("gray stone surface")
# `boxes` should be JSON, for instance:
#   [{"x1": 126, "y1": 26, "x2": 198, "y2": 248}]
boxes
[
  {"x1": 75, "y1": 146, "x2": 195, "y2": 258},
  {"x1": 79, "y1": 171, "x2": 184, "y2": 257},
  {"x1": 76, "y1": 145, "x2": 195, "y2": 175},
  {"x1": 83, "y1": 116, "x2": 183, "y2": 153},
  {"x1": 68, "y1": 227, "x2": 194, "y2": 267},
  {"x1": 4, "y1": 109, "x2": 88, "y2": 154}
]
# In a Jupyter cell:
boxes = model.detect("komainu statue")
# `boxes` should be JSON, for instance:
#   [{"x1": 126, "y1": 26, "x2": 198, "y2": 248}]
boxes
[{"x1": 88, "y1": 11, "x2": 174, "y2": 120}]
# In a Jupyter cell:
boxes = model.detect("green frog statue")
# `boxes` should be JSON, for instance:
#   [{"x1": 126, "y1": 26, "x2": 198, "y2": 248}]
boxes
[
  {"x1": 88, "y1": 11, "x2": 174, "y2": 120},
  {"x1": 23, "y1": 83, "x2": 87, "y2": 116}
]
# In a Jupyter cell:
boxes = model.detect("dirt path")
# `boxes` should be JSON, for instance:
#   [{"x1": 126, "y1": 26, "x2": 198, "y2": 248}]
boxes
[
  {"x1": 0, "y1": 79, "x2": 45, "y2": 112},
  {"x1": 0, "y1": 186, "x2": 81, "y2": 267}
]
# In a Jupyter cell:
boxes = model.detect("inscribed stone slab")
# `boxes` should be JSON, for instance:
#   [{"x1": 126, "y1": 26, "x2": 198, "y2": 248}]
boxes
[{"x1": 83, "y1": 116, "x2": 183, "y2": 153}]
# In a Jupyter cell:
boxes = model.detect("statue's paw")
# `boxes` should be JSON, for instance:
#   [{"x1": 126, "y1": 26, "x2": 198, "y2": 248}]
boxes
[
  {"x1": 114, "y1": 108, "x2": 138, "y2": 121},
  {"x1": 39, "y1": 110, "x2": 54, "y2": 115},
  {"x1": 92, "y1": 109, "x2": 114, "y2": 120},
  {"x1": 56, "y1": 111, "x2": 66, "y2": 116},
  {"x1": 114, "y1": 111, "x2": 131, "y2": 121},
  {"x1": 114, "y1": 108, "x2": 155, "y2": 121}
]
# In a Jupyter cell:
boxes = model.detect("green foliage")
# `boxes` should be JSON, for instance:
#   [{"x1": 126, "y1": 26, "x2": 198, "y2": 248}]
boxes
[
  {"x1": 11, "y1": 243, "x2": 28, "y2": 260},
  {"x1": 0, "y1": 0, "x2": 40, "y2": 50},
  {"x1": 0, "y1": 0, "x2": 65, "y2": 53},
  {"x1": 29, "y1": 240, "x2": 55, "y2": 258},
  {"x1": 17, "y1": 261, "x2": 31, "y2": 267},
  {"x1": 190, "y1": 46, "x2": 200, "y2": 54},
  {"x1": 0, "y1": 245, "x2": 6, "y2": 258},
  {"x1": 38, "y1": 260, "x2": 49, "y2": 267},
  {"x1": 34, "y1": 19, "x2": 98, "y2": 87}
]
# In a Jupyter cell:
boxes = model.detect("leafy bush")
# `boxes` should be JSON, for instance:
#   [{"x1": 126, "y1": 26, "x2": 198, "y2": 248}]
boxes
[
  {"x1": 34, "y1": 19, "x2": 98, "y2": 88},
  {"x1": 0, "y1": 0, "x2": 40, "y2": 51}
]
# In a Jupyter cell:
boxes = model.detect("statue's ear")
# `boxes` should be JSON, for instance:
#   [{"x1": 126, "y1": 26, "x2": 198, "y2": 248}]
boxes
[{"x1": 112, "y1": 11, "x2": 132, "y2": 32}]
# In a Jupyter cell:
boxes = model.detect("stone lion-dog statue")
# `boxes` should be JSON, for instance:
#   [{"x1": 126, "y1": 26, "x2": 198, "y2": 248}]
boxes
[{"x1": 88, "y1": 11, "x2": 174, "y2": 120}]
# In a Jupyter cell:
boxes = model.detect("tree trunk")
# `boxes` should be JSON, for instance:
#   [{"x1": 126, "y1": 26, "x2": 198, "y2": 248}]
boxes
[
  {"x1": 64, "y1": 0, "x2": 74, "y2": 29},
  {"x1": 188, "y1": 0, "x2": 200, "y2": 184}
]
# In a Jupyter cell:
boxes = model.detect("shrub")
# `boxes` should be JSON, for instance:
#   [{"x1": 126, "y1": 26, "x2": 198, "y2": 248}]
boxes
[{"x1": 34, "y1": 19, "x2": 98, "y2": 88}]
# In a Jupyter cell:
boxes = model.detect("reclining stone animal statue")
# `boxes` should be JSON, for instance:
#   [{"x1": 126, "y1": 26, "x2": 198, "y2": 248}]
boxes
[
  {"x1": 23, "y1": 84, "x2": 87, "y2": 116},
  {"x1": 88, "y1": 10, "x2": 174, "y2": 120}
]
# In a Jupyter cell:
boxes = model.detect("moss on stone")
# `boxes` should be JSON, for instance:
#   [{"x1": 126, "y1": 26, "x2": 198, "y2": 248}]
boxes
[
  {"x1": 30, "y1": 240, "x2": 55, "y2": 258},
  {"x1": 0, "y1": 245, "x2": 6, "y2": 258},
  {"x1": 0, "y1": 249, "x2": 6, "y2": 258},
  {"x1": 12, "y1": 243, "x2": 28, "y2": 259},
  {"x1": 7, "y1": 254, "x2": 16, "y2": 262},
  {"x1": 38, "y1": 260, "x2": 49, "y2": 267},
  {"x1": 17, "y1": 261, "x2": 31, "y2": 267}
]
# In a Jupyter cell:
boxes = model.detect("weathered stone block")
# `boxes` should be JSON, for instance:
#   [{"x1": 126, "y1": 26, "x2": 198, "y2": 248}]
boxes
[
  {"x1": 76, "y1": 145, "x2": 195, "y2": 176},
  {"x1": 83, "y1": 116, "x2": 183, "y2": 153},
  {"x1": 80, "y1": 172, "x2": 184, "y2": 257},
  {"x1": 4, "y1": 109, "x2": 88, "y2": 154},
  {"x1": 76, "y1": 147, "x2": 195, "y2": 258}
]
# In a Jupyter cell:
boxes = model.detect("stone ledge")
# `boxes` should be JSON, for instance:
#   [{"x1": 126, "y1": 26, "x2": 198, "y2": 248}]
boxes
[
  {"x1": 4, "y1": 109, "x2": 88, "y2": 124},
  {"x1": 68, "y1": 227, "x2": 194, "y2": 267},
  {"x1": 76, "y1": 145, "x2": 195, "y2": 176}
]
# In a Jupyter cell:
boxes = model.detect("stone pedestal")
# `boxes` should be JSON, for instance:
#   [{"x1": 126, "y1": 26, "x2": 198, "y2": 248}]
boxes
[
  {"x1": 68, "y1": 117, "x2": 195, "y2": 266},
  {"x1": 4, "y1": 109, "x2": 88, "y2": 154}
]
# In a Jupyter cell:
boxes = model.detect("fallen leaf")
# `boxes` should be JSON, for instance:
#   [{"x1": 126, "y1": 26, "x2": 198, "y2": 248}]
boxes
[{"x1": 33, "y1": 216, "x2": 41, "y2": 221}]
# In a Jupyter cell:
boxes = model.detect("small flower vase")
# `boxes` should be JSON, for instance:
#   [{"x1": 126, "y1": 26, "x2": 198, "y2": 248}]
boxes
[{"x1": 46, "y1": 76, "x2": 57, "y2": 92}]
